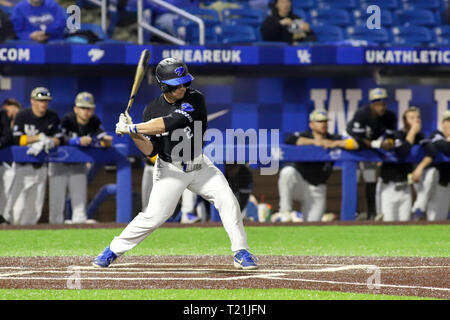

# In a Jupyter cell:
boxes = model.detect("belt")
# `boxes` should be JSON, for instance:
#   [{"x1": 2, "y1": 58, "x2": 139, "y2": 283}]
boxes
[{"x1": 170, "y1": 154, "x2": 203, "y2": 173}]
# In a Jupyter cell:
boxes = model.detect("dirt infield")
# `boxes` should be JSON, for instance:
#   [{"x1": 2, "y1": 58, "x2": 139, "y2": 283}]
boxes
[{"x1": 0, "y1": 255, "x2": 448, "y2": 298}]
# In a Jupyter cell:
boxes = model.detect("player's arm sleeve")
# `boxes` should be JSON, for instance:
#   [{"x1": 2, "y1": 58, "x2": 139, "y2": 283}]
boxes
[
  {"x1": 12, "y1": 114, "x2": 25, "y2": 145},
  {"x1": 385, "y1": 114, "x2": 397, "y2": 140},
  {"x1": 393, "y1": 131, "x2": 412, "y2": 158},
  {"x1": 49, "y1": 115, "x2": 64, "y2": 144},
  {"x1": 284, "y1": 132, "x2": 301, "y2": 145},
  {"x1": 346, "y1": 112, "x2": 367, "y2": 142},
  {"x1": 432, "y1": 138, "x2": 450, "y2": 156},
  {"x1": 0, "y1": 117, "x2": 12, "y2": 148}
]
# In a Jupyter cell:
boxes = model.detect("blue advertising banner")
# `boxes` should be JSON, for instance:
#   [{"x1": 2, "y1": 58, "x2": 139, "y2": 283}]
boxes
[{"x1": 3, "y1": 43, "x2": 450, "y2": 66}]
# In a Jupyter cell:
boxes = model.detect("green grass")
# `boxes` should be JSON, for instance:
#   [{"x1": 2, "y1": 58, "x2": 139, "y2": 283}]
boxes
[
  {"x1": 0, "y1": 289, "x2": 435, "y2": 300},
  {"x1": 0, "y1": 225, "x2": 448, "y2": 300},
  {"x1": 0, "y1": 225, "x2": 449, "y2": 257}
]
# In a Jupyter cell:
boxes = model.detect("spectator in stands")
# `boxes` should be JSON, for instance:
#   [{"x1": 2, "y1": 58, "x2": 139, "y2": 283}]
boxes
[
  {"x1": 0, "y1": 0, "x2": 13, "y2": 6},
  {"x1": 49, "y1": 92, "x2": 112, "y2": 224},
  {"x1": 150, "y1": 0, "x2": 199, "y2": 37},
  {"x1": 260, "y1": 0, "x2": 316, "y2": 44},
  {"x1": 272, "y1": 110, "x2": 359, "y2": 222},
  {"x1": 5, "y1": 87, "x2": 63, "y2": 225},
  {"x1": 378, "y1": 107, "x2": 435, "y2": 221},
  {"x1": 345, "y1": 88, "x2": 397, "y2": 221},
  {"x1": 0, "y1": 98, "x2": 21, "y2": 224},
  {"x1": 0, "y1": 6, "x2": 16, "y2": 43},
  {"x1": 11, "y1": 0, "x2": 66, "y2": 43},
  {"x1": 411, "y1": 110, "x2": 450, "y2": 221}
]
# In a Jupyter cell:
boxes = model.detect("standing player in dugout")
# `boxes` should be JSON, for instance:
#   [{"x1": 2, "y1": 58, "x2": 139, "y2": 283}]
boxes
[{"x1": 93, "y1": 57, "x2": 258, "y2": 270}]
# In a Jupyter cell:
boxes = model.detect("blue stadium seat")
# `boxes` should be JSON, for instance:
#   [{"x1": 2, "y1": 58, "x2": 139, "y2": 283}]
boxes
[
  {"x1": 214, "y1": 24, "x2": 257, "y2": 44},
  {"x1": 291, "y1": 0, "x2": 316, "y2": 9},
  {"x1": 291, "y1": 8, "x2": 310, "y2": 22},
  {"x1": 395, "y1": 9, "x2": 438, "y2": 26},
  {"x1": 312, "y1": 25, "x2": 345, "y2": 43},
  {"x1": 317, "y1": 0, "x2": 358, "y2": 10},
  {"x1": 402, "y1": 0, "x2": 441, "y2": 10},
  {"x1": 184, "y1": 7, "x2": 221, "y2": 23},
  {"x1": 222, "y1": 8, "x2": 264, "y2": 27},
  {"x1": 175, "y1": 20, "x2": 219, "y2": 44},
  {"x1": 310, "y1": 9, "x2": 352, "y2": 26},
  {"x1": 391, "y1": 25, "x2": 433, "y2": 45},
  {"x1": 347, "y1": 26, "x2": 391, "y2": 44},
  {"x1": 353, "y1": 9, "x2": 395, "y2": 27},
  {"x1": 360, "y1": 0, "x2": 400, "y2": 10},
  {"x1": 434, "y1": 25, "x2": 450, "y2": 44}
]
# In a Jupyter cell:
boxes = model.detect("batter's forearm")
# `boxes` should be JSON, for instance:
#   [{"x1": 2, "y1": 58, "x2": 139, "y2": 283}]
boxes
[
  {"x1": 131, "y1": 134, "x2": 154, "y2": 156},
  {"x1": 135, "y1": 118, "x2": 166, "y2": 135}
]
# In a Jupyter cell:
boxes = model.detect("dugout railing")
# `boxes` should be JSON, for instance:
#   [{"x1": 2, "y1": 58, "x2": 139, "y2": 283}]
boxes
[{"x1": 0, "y1": 144, "x2": 448, "y2": 222}]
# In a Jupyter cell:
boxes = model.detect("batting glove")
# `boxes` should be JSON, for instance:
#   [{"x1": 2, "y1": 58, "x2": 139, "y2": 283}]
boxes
[
  {"x1": 26, "y1": 141, "x2": 45, "y2": 156},
  {"x1": 116, "y1": 121, "x2": 138, "y2": 135},
  {"x1": 119, "y1": 113, "x2": 133, "y2": 125},
  {"x1": 42, "y1": 137, "x2": 56, "y2": 153}
]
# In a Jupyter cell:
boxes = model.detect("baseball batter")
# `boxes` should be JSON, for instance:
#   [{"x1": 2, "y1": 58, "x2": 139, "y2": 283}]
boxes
[
  {"x1": 93, "y1": 58, "x2": 258, "y2": 269},
  {"x1": 48, "y1": 92, "x2": 112, "y2": 224}
]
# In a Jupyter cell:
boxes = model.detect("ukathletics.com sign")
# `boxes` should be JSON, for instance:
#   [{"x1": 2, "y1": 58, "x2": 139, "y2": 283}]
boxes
[{"x1": 365, "y1": 48, "x2": 450, "y2": 65}]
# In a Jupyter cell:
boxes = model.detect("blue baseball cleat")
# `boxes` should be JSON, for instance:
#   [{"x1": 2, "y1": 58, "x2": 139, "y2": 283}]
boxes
[
  {"x1": 92, "y1": 246, "x2": 117, "y2": 268},
  {"x1": 233, "y1": 250, "x2": 258, "y2": 270}
]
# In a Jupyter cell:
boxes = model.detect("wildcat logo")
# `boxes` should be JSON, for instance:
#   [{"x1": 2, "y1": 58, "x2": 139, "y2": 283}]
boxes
[
  {"x1": 174, "y1": 66, "x2": 184, "y2": 76},
  {"x1": 181, "y1": 102, "x2": 194, "y2": 112},
  {"x1": 88, "y1": 48, "x2": 105, "y2": 63}
]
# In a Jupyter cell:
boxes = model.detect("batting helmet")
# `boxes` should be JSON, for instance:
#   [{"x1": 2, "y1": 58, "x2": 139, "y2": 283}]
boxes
[{"x1": 155, "y1": 58, "x2": 194, "y2": 93}]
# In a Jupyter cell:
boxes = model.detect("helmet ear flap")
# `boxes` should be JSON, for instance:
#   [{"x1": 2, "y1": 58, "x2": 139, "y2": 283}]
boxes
[{"x1": 155, "y1": 75, "x2": 170, "y2": 93}]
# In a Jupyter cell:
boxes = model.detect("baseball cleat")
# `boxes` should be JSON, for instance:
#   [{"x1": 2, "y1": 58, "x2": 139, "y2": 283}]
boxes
[
  {"x1": 92, "y1": 246, "x2": 117, "y2": 268},
  {"x1": 290, "y1": 211, "x2": 303, "y2": 223},
  {"x1": 180, "y1": 212, "x2": 201, "y2": 224},
  {"x1": 233, "y1": 250, "x2": 258, "y2": 270}
]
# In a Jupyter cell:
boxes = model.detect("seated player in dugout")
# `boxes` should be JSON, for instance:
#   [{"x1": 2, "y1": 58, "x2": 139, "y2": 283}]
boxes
[
  {"x1": 410, "y1": 110, "x2": 450, "y2": 221},
  {"x1": 6, "y1": 87, "x2": 63, "y2": 225},
  {"x1": 48, "y1": 92, "x2": 113, "y2": 224},
  {"x1": 345, "y1": 88, "x2": 397, "y2": 221},
  {"x1": 377, "y1": 107, "x2": 436, "y2": 222},
  {"x1": 271, "y1": 109, "x2": 359, "y2": 223}
]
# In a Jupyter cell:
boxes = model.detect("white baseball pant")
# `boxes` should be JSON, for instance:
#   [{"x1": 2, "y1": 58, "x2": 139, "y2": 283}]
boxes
[
  {"x1": 5, "y1": 163, "x2": 47, "y2": 225},
  {"x1": 181, "y1": 188, "x2": 197, "y2": 219},
  {"x1": 380, "y1": 182, "x2": 411, "y2": 221},
  {"x1": 413, "y1": 168, "x2": 450, "y2": 221},
  {"x1": 0, "y1": 162, "x2": 15, "y2": 222},
  {"x1": 109, "y1": 155, "x2": 249, "y2": 255},
  {"x1": 278, "y1": 166, "x2": 326, "y2": 222},
  {"x1": 48, "y1": 163, "x2": 88, "y2": 224},
  {"x1": 141, "y1": 163, "x2": 154, "y2": 212}
]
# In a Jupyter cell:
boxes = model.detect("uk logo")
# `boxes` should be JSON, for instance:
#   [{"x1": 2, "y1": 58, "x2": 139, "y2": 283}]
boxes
[
  {"x1": 174, "y1": 66, "x2": 184, "y2": 76},
  {"x1": 181, "y1": 102, "x2": 194, "y2": 112}
]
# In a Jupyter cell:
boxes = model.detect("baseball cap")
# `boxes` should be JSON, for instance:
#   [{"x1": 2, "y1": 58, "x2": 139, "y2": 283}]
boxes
[
  {"x1": 75, "y1": 92, "x2": 95, "y2": 108},
  {"x1": 31, "y1": 87, "x2": 52, "y2": 101},
  {"x1": 309, "y1": 109, "x2": 329, "y2": 122},
  {"x1": 369, "y1": 88, "x2": 388, "y2": 102},
  {"x1": 443, "y1": 110, "x2": 450, "y2": 121}
]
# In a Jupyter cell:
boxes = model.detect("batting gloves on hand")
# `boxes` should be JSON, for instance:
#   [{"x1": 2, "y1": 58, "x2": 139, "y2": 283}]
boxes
[
  {"x1": 116, "y1": 113, "x2": 138, "y2": 135},
  {"x1": 26, "y1": 141, "x2": 45, "y2": 156}
]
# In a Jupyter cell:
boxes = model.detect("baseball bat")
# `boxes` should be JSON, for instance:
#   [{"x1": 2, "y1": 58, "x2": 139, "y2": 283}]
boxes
[{"x1": 125, "y1": 49, "x2": 151, "y2": 119}]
